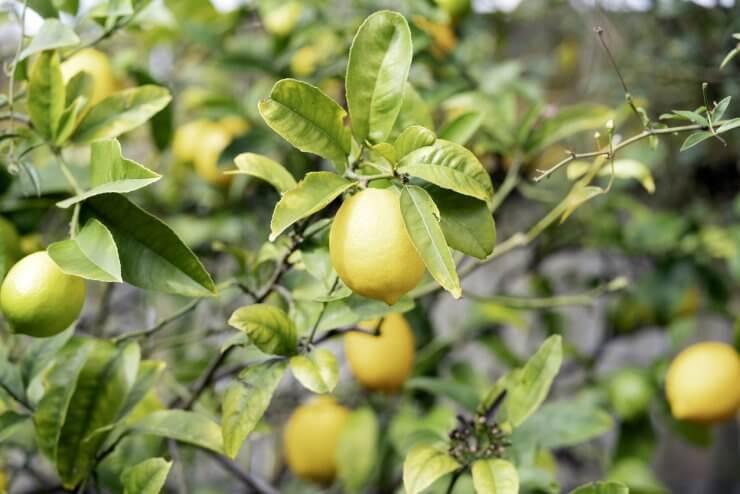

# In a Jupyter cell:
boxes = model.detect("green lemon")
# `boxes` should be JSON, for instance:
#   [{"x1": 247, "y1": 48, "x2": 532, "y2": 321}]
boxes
[
  {"x1": 607, "y1": 368, "x2": 654, "y2": 421},
  {"x1": 0, "y1": 251, "x2": 86, "y2": 337}
]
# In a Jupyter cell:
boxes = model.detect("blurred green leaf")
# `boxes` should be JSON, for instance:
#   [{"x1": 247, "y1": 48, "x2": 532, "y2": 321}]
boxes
[
  {"x1": 290, "y1": 348, "x2": 339, "y2": 394},
  {"x1": 48, "y1": 219, "x2": 122, "y2": 282},
  {"x1": 20, "y1": 328, "x2": 74, "y2": 387},
  {"x1": 406, "y1": 377, "x2": 479, "y2": 411},
  {"x1": 680, "y1": 131, "x2": 713, "y2": 151},
  {"x1": 472, "y1": 458, "x2": 519, "y2": 494},
  {"x1": 132, "y1": 410, "x2": 223, "y2": 453},
  {"x1": 337, "y1": 407, "x2": 378, "y2": 494},
  {"x1": 228, "y1": 304, "x2": 297, "y2": 356},
  {"x1": 122, "y1": 457, "x2": 171, "y2": 494},
  {"x1": 527, "y1": 103, "x2": 613, "y2": 155},
  {"x1": 0, "y1": 410, "x2": 29, "y2": 442},
  {"x1": 569, "y1": 481, "x2": 629, "y2": 494},
  {"x1": 439, "y1": 112, "x2": 483, "y2": 146},
  {"x1": 19, "y1": 19, "x2": 80, "y2": 60},
  {"x1": 394, "y1": 83, "x2": 434, "y2": 133}
]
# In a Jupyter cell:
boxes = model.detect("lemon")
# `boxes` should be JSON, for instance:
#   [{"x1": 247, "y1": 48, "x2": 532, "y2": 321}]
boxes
[
  {"x1": 0, "y1": 251, "x2": 86, "y2": 337},
  {"x1": 283, "y1": 396, "x2": 350, "y2": 484},
  {"x1": 607, "y1": 368, "x2": 653, "y2": 421},
  {"x1": 330, "y1": 188, "x2": 425, "y2": 304},
  {"x1": 0, "y1": 216, "x2": 22, "y2": 279},
  {"x1": 344, "y1": 313, "x2": 415, "y2": 393},
  {"x1": 173, "y1": 120, "x2": 234, "y2": 185},
  {"x1": 665, "y1": 341, "x2": 740, "y2": 422},
  {"x1": 291, "y1": 46, "x2": 321, "y2": 77},
  {"x1": 217, "y1": 115, "x2": 250, "y2": 137},
  {"x1": 61, "y1": 48, "x2": 116, "y2": 105},
  {"x1": 262, "y1": 1, "x2": 302, "y2": 37}
]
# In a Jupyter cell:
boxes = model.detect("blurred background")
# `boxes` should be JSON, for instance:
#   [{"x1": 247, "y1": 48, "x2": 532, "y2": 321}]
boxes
[{"x1": 2, "y1": 0, "x2": 740, "y2": 493}]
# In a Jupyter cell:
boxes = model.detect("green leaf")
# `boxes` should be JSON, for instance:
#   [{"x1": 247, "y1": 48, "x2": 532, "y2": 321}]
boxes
[
  {"x1": 671, "y1": 110, "x2": 708, "y2": 126},
  {"x1": 527, "y1": 103, "x2": 613, "y2": 155},
  {"x1": 73, "y1": 85, "x2": 172, "y2": 143},
  {"x1": 85, "y1": 193, "x2": 215, "y2": 297},
  {"x1": 56, "y1": 341, "x2": 140, "y2": 487},
  {"x1": 119, "y1": 360, "x2": 166, "y2": 419},
  {"x1": 712, "y1": 96, "x2": 731, "y2": 121},
  {"x1": 227, "y1": 304, "x2": 297, "y2": 356},
  {"x1": 259, "y1": 79, "x2": 350, "y2": 170},
  {"x1": 394, "y1": 125, "x2": 436, "y2": 160},
  {"x1": 270, "y1": 172, "x2": 354, "y2": 241},
  {"x1": 567, "y1": 159, "x2": 655, "y2": 194},
  {"x1": 439, "y1": 111, "x2": 483, "y2": 146},
  {"x1": 47, "y1": 218, "x2": 122, "y2": 282},
  {"x1": 716, "y1": 117, "x2": 740, "y2": 134},
  {"x1": 131, "y1": 410, "x2": 224, "y2": 453},
  {"x1": 0, "y1": 411, "x2": 29, "y2": 442},
  {"x1": 33, "y1": 338, "x2": 93, "y2": 464},
  {"x1": 19, "y1": 19, "x2": 80, "y2": 61},
  {"x1": 496, "y1": 335, "x2": 562, "y2": 427},
  {"x1": 394, "y1": 83, "x2": 434, "y2": 133},
  {"x1": 0, "y1": 346, "x2": 25, "y2": 408},
  {"x1": 569, "y1": 481, "x2": 629, "y2": 494},
  {"x1": 122, "y1": 458, "x2": 172, "y2": 494},
  {"x1": 65, "y1": 71, "x2": 93, "y2": 108},
  {"x1": 560, "y1": 185, "x2": 604, "y2": 223},
  {"x1": 28, "y1": 50, "x2": 65, "y2": 141},
  {"x1": 472, "y1": 459, "x2": 519, "y2": 494},
  {"x1": 57, "y1": 139, "x2": 161, "y2": 208},
  {"x1": 403, "y1": 444, "x2": 460, "y2": 494},
  {"x1": 721, "y1": 46, "x2": 740, "y2": 70},
  {"x1": 346, "y1": 10, "x2": 413, "y2": 143},
  {"x1": 426, "y1": 186, "x2": 495, "y2": 260},
  {"x1": 511, "y1": 398, "x2": 613, "y2": 450},
  {"x1": 406, "y1": 377, "x2": 479, "y2": 411},
  {"x1": 289, "y1": 348, "x2": 339, "y2": 394},
  {"x1": 227, "y1": 153, "x2": 297, "y2": 193},
  {"x1": 337, "y1": 408, "x2": 378, "y2": 494},
  {"x1": 316, "y1": 294, "x2": 414, "y2": 332},
  {"x1": 55, "y1": 96, "x2": 89, "y2": 145},
  {"x1": 680, "y1": 131, "x2": 713, "y2": 151},
  {"x1": 222, "y1": 359, "x2": 287, "y2": 458},
  {"x1": 398, "y1": 140, "x2": 494, "y2": 206},
  {"x1": 400, "y1": 185, "x2": 461, "y2": 298}
]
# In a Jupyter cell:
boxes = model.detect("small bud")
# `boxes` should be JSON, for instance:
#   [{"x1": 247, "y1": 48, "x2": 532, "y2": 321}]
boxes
[{"x1": 605, "y1": 119, "x2": 614, "y2": 130}]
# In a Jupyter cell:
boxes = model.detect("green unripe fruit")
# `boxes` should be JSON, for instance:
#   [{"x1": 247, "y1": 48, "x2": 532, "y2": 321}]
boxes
[
  {"x1": 606, "y1": 368, "x2": 653, "y2": 421},
  {"x1": 0, "y1": 251, "x2": 86, "y2": 337},
  {"x1": 436, "y1": 0, "x2": 471, "y2": 18}
]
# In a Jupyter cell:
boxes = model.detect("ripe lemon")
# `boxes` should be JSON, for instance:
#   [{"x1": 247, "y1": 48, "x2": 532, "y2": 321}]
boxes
[
  {"x1": 330, "y1": 188, "x2": 425, "y2": 304},
  {"x1": 0, "y1": 216, "x2": 22, "y2": 279},
  {"x1": 345, "y1": 313, "x2": 415, "y2": 392},
  {"x1": 0, "y1": 251, "x2": 86, "y2": 337},
  {"x1": 606, "y1": 368, "x2": 653, "y2": 421},
  {"x1": 262, "y1": 1, "x2": 302, "y2": 37},
  {"x1": 291, "y1": 46, "x2": 321, "y2": 77},
  {"x1": 665, "y1": 341, "x2": 740, "y2": 422},
  {"x1": 173, "y1": 120, "x2": 235, "y2": 186},
  {"x1": 61, "y1": 48, "x2": 116, "y2": 105},
  {"x1": 283, "y1": 396, "x2": 350, "y2": 485}
]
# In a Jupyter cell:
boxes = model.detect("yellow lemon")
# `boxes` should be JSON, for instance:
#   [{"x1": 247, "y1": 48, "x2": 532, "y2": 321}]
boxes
[
  {"x1": 345, "y1": 313, "x2": 415, "y2": 393},
  {"x1": 330, "y1": 188, "x2": 425, "y2": 304},
  {"x1": 262, "y1": 1, "x2": 302, "y2": 37},
  {"x1": 290, "y1": 45, "x2": 321, "y2": 77},
  {"x1": 173, "y1": 120, "x2": 233, "y2": 185},
  {"x1": 173, "y1": 120, "x2": 211, "y2": 163},
  {"x1": 61, "y1": 48, "x2": 116, "y2": 105},
  {"x1": 0, "y1": 251, "x2": 85, "y2": 337},
  {"x1": 283, "y1": 396, "x2": 350, "y2": 485},
  {"x1": 666, "y1": 341, "x2": 740, "y2": 422},
  {"x1": 217, "y1": 115, "x2": 250, "y2": 137}
]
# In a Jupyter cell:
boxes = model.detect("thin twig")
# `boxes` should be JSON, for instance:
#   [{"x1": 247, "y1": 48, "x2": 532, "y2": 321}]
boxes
[
  {"x1": 204, "y1": 449, "x2": 280, "y2": 494},
  {"x1": 168, "y1": 439, "x2": 189, "y2": 494},
  {"x1": 113, "y1": 299, "x2": 201, "y2": 343}
]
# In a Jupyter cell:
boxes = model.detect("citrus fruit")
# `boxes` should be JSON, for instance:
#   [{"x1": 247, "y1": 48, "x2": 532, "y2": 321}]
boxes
[
  {"x1": 262, "y1": 1, "x2": 302, "y2": 37},
  {"x1": 61, "y1": 48, "x2": 116, "y2": 105},
  {"x1": 283, "y1": 396, "x2": 350, "y2": 484},
  {"x1": 173, "y1": 120, "x2": 234, "y2": 185},
  {"x1": 330, "y1": 188, "x2": 425, "y2": 304},
  {"x1": 345, "y1": 313, "x2": 415, "y2": 392},
  {"x1": 665, "y1": 341, "x2": 740, "y2": 422},
  {"x1": 606, "y1": 368, "x2": 653, "y2": 421},
  {"x1": 0, "y1": 251, "x2": 86, "y2": 337}
]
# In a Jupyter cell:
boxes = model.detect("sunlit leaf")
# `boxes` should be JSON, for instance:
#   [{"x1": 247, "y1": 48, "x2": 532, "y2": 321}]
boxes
[
  {"x1": 132, "y1": 410, "x2": 224, "y2": 453},
  {"x1": 228, "y1": 304, "x2": 297, "y2": 356},
  {"x1": 19, "y1": 19, "x2": 80, "y2": 60},
  {"x1": 122, "y1": 457, "x2": 172, "y2": 494},
  {"x1": 227, "y1": 153, "x2": 297, "y2": 193},
  {"x1": 403, "y1": 444, "x2": 460, "y2": 494},
  {"x1": 47, "y1": 218, "x2": 122, "y2": 282},
  {"x1": 290, "y1": 348, "x2": 339, "y2": 394},
  {"x1": 472, "y1": 458, "x2": 519, "y2": 494}
]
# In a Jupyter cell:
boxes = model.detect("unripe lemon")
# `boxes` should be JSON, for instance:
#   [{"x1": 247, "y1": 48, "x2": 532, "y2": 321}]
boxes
[
  {"x1": 606, "y1": 368, "x2": 653, "y2": 421},
  {"x1": 61, "y1": 48, "x2": 116, "y2": 105},
  {"x1": 0, "y1": 251, "x2": 86, "y2": 337},
  {"x1": 665, "y1": 341, "x2": 740, "y2": 422},
  {"x1": 283, "y1": 396, "x2": 350, "y2": 485},
  {"x1": 262, "y1": 1, "x2": 302, "y2": 37},
  {"x1": 330, "y1": 188, "x2": 425, "y2": 304},
  {"x1": 345, "y1": 313, "x2": 415, "y2": 393}
]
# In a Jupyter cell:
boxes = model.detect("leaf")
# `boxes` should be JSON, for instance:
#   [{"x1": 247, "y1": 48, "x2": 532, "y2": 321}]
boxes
[
  {"x1": 394, "y1": 125, "x2": 436, "y2": 160},
  {"x1": 28, "y1": 50, "x2": 65, "y2": 141},
  {"x1": 716, "y1": 117, "x2": 740, "y2": 134},
  {"x1": 19, "y1": 19, "x2": 80, "y2": 60},
  {"x1": 501, "y1": 335, "x2": 562, "y2": 427},
  {"x1": 227, "y1": 153, "x2": 297, "y2": 193},
  {"x1": 712, "y1": 96, "x2": 731, "y2": 121},
  {"x1": 511, "y1": 398, "x2": 613, "y2": 450},
  {"x1": 55, "y1": 96, "x2": 89, "y2": 145},
  {"x1": 394, "y1": 83, "x2": 434, "y2": 133},
  {"x1": 527, "y1": 103, "x2": 613, "y2": 155},
  {"x1": 259, "y1": 79, "x2": 350, "y2": 170},
  {"x1": 122, "y1": 458, "x2": 172, "y2": 494},
  {"x1": 400, "y1": 185, "x2": 461, "y2": 299},
  {"x1": 222, "y1": 360, "x2": 287, "y2": 458},
  {"x1": 426, "y1": 186, "x2": 495, "y2": 260},
  {"x1": 680, "y1": 131, "x2": 713, "y2": 151},
  {"x1": 720, "y1": 46, "x2": 740, "y2": 70},
  {"x1": 346, "y1": 10, "x2": 413, "y2": 143},
  {"x1": 337, "y1": 408, "x2": 378, "y2": 494},
  {"x1": 290, "y1": 348, "x2": 339, "y2": 394},
  {"x1": 398, "y1": 140, "x2": 494, "y2": 206},
  {"x1": 270, "y1": 172, "x2": 354, "y2": 241},
  {"x1": 569, "y1": 481, "x2": 629, "y2": 494},
  {"x1": 439, "y1": 111, "x2": 483, "y2": 145},
  {"x1": 57, "y1": 139, "x2": 161, "y2": 208},
  {"x1": 56, "y1": 341, "x2": 140, "y2": 487},
  {"x1": 560, "y1": 186, "x2": 604, "y2": 223},
  {"x1": 131, "y1": 410, "x2": 223, "y2": 453},
  {"x1": 47, "y1": 219, "x2": 122, "y2": 282},
  {"x1": 472, "y1": 459, "x2": 519, "y2": 494},
  {"x1": 316, "y1": 294, "x2": 414, "y2": 332},
  {"x1": 0, "y1": 347, "x2": 25, "y2": 408},
  {"x1": 403, "y1": 444, "x2": 460, "y2": 494},
  {"x1": 671, "y1": 110, "x2": 708, "y2": 126},
  {"x1": 33, "y1": 339, "x2": 93, "y2": 464},
  {"x1": 0, "y1": 411, "x2": 30, "y2": 442},
  {"x1": 227, "y1": 304, "x2": 297, "y2": 356},
  {"x1": 73, "y1": 85, "x2": 172, "y2": 143},
  {"x1": 84, "y1": 193, "x2": 215, "y2": 297},
  {"x1": 406, "y1": 377, "x2": 479, "y2": 411},
  {"x1": 119, "y1": 360, "x2": 166, "y2": 419}
]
